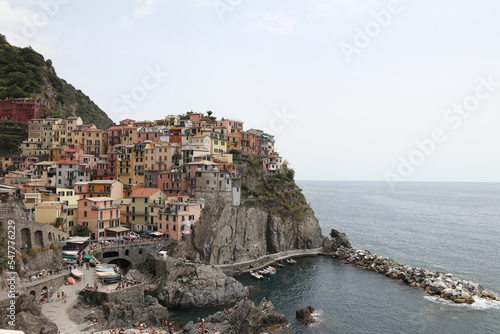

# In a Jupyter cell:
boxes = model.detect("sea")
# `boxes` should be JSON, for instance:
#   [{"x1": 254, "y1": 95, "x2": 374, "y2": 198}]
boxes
[{"x1": 175, "y1": 181, "x2": 500, "y2": 333}]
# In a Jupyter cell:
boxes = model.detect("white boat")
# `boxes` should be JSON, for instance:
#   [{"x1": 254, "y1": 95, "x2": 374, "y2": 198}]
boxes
[
  {"x1": 250, "y1": 270, "x2": 264, "y2": 280},
  {"x1": 95, "y1": 271, "x2": 121, "y2": 279},
  {"x1": 276, "y1": 262, "x2": 285, "y2": 267},
  {"x1": 287, "y1": 258, "x2": 297, "y2": 265},
  {"x1": 266, "y1": 266, "x2": 277, "y2": 274},
  {"x1": 259, "y1": 269, "x2": 270, "y2": 275},
  {"x1": 71, "y1": 269, "x2": 83, "y2": 279},
  {"x1": 95, "y1": 264, "x2": 117, "y2": 271}
]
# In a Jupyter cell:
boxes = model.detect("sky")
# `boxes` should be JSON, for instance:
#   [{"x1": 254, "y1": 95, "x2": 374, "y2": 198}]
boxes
[{"x1": 1, "y1": 0, "x2": 500, "y2": 182}]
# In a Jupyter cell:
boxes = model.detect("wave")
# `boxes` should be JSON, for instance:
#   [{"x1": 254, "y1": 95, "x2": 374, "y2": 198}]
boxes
[
  {"x1": 424, "y1": 296, "x2": 500, "y2": 310},
  {"x1": 310, "y1": 309, "x2": 324, "y2": 325}
]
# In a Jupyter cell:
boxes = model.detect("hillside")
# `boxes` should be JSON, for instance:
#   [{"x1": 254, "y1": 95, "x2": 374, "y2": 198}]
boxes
[{"x1": 0, "y1": 34, "x2": 113, "y2": 130}]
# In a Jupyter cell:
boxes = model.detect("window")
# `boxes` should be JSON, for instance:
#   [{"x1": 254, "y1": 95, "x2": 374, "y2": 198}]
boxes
[
  {"x1": 83, "y1": 211, "x2": 87, "y2": 217},
  {"x1": 84, "y1": 201, "x2": 87, "y2": 206},
  {"x1": 69, "y1": 221, "x2": 74, "y2": 227}
]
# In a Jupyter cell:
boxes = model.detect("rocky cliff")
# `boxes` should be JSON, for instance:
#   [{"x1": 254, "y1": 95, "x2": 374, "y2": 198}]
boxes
[
  {"x1": 155, "y1": 265, "x2": 247, "y2": 309},
  {"x1": 176, "y1": 153, "x2": 325, "y2": 264}
]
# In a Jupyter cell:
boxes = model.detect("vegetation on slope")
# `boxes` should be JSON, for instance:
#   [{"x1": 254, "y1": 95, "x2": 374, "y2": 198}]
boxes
[
  {"x1": 0, "y1": 34, "x2": 113, "y2": 130},
  {"x1": 235, "y1": 151, "x2": 308, "y2": 221}
]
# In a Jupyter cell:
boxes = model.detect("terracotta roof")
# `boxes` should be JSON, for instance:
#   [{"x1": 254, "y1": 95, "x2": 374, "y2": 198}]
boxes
[{"x1": 131, "y1": 188, "x2": 163, "y2": 198}]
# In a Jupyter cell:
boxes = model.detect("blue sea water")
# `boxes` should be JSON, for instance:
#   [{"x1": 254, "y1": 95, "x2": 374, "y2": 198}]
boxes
[
  {"x1": 177, "y1": 181, "x2": 500, "y2": 333},
  {"x1": 238, "y1": 181, "x2": 500, "y2": 334}
]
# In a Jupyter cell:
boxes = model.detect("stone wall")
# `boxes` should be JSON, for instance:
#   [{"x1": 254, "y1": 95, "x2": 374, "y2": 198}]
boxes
[{"x1": 0, "y1": 201, "x2": 68, "y2": 252}]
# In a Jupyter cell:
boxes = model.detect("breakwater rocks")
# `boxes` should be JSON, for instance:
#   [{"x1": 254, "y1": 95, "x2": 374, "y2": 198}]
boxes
[
  {"x1": 182, "y1": 299, "x2": 292, "y2": 334},
  {"x1": 334, "y1": 247, "x2": 499, "y2": 304},
  {"x1": 156, "y1": 265, "x2": 247, "y2": 309}
]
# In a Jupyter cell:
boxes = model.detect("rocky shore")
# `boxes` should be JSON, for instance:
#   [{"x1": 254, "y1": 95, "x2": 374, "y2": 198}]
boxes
[
  {"x1": 182, "y1": 298, "x2": 292, "y2": 334},
  {"x1": 334, "y1": 246, "x2": 499, "y2": 304}
]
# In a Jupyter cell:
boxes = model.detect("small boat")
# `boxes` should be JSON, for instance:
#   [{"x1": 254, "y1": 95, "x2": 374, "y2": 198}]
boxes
[
  {"x1": 96, "y1": 263, "x2": 117, "y2": 270},
  {"x1": 71, "y1": 269, "x2": 83, "y2": 279},
  {"x1": 276, "y1": 262, "x2": 285, "y2": 267},
  {"x1": 250, "y1": 271, "x2": 264, "y2": 280},
  {"x1": 287, "y1": 258, "x2": 297, "y2": 265},
  {"x1": 95, "y1": 267, "x2": 116, "y2": 272},
  {"x1": 259, "y1": 269, "x2": 270, "y2": 275},
  {"x1": 96, "y1": 271, "x2": 121, "y2": 279},
  {"x1": 266, "y1": 266, "x2": 277, "y2": 274}
]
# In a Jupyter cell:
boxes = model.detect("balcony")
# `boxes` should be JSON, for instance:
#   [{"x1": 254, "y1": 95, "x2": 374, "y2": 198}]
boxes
[{"x1": 91, "y1": 204, "x2": 121, "y2": 210}]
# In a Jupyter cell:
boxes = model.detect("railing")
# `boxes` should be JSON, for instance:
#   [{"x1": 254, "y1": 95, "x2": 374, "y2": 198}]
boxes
[{"x1": 91, "y1": 204, "x2": 121, "y2": 210}]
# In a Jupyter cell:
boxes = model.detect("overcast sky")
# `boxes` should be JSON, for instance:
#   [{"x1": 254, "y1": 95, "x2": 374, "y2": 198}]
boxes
[{"x1": 1, "y1": 0, "x2": 500, "y2": 182}]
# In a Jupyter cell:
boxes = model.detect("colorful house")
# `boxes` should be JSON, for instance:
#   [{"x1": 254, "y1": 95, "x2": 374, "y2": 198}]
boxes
[{"x1": 77, "y1": 197, "x2": 124, "y2": 240}]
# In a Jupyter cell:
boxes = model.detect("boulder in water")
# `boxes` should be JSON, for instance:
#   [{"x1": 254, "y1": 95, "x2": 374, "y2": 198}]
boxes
[{"x1": 296, "y1": 306, "x2": 316, "y2": 326}]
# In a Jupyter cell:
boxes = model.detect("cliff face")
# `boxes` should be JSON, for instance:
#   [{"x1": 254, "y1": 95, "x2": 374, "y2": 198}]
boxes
[{"x1": 176, "y1": 154, "x2": 325, "y2": 264}]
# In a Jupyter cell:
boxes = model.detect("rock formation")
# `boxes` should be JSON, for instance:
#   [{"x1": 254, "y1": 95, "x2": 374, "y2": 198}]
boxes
[
  {"x1": 68, "y1": 285, "x2": 169, "y2": 331},
  {"x1": 322, "y1": 228, "x2": 352, "y2": 252},
  {"x1": 155, "y1": 264, "x2": 247, "y2": 309},
  {"x1": 335, "y1": 246, "x2": 499, "y2": 304},
  {"x1": 296, "y1": 306, "x2": 316, "y2": 326},
  {"x1": 175, "y1": 161, "x2": 325, "y2": 264},
  {"x1": 182, "y1": 299, "x2": 292, "y2": 334},
  {"x1": 14, "y1": 295, "x2": 58, "y2": 334}
]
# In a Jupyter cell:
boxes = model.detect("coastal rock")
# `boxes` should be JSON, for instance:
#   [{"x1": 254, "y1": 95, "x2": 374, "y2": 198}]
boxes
[
  {"x1": 14, "y1": 295, "x2": 58, "y2": 334},
  {"x1": 296, "y1": 306, "x2": 316, "y2": 326},
  {"x1": 155, "y1": 265, "x2": 247, "y2": 309},
  {"x1": 68, "y1": 285, "x2": 169, "y2": 331},
  {"x1": 182, "y1": 299, "x2": 291, "y2": 334},
  {"x1": 174, "y1": 169, "x2": 325, "y2": 264},
  {"x1": 325, "y1": 229, "x2": 352, "y2": 251}
]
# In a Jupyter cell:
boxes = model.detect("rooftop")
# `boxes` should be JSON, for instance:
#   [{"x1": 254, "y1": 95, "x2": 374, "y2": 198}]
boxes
[{"x1": 131, "y1": 187, "x2": 163, "y2": 198}]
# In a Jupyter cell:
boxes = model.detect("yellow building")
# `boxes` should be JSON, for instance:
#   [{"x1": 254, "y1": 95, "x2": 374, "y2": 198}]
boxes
[
  {"x1": 35, "y1": 201, "x2": 63, "y2": 225},
  {"x1": 75, "y1": 127, "x2": 107, "y2": 156},
  {"x1": 125, "y1": 188, "x2": 168, "y2": 232}
]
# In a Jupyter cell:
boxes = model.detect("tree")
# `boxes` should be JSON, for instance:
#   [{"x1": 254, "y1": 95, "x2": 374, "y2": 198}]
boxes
[
  {"x1": 206, "y1": 110, "x2": 213, "y2": 117},
  {"x1": 72, "y1": 224, "x2": 91, "y2": 237}
]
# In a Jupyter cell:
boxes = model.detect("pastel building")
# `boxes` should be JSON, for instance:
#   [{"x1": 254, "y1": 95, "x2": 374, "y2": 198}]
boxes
[
  {"x1": 157, "y1": 196, "x2": 205, "y2": 240},
  {"x1": 55, "y1": 160, "x2": 91, "y2": 188},
  {"x1": 77, "y1": 197, "x2": 124, "y2": 240},
  {"x1": 124, "y1": 188, "x2": 168, "y2": 232},
  {"x1": 74, "y1": 180, "x2": 124, "y2": 199}
]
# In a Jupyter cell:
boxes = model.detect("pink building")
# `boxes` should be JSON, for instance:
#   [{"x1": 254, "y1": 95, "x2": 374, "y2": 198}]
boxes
[
  {"x1": 77, "y1": 197, "x2": 126, "y2": 240},
  {"x1": 157, "y1": 196, "x2": 205, "y2": 240},
  {"x1": 156, "y1": 168, "x2": 187, "y2": 196}
]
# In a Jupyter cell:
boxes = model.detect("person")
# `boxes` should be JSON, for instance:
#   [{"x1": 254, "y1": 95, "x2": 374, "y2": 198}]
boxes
[{"x1": 57, "y1": 292, "x2": 60, "y2": 300}]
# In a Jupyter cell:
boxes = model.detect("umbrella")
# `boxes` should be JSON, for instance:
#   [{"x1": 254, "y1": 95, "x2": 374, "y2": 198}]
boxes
[{"x1": 67, "y1": 277, "x2": 76, "y2": 285}]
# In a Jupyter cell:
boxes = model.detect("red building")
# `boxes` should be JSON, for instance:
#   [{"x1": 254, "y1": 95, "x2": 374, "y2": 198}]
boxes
[{"x1": 0, "y1": 98, "x2": 50, "y2": 123}]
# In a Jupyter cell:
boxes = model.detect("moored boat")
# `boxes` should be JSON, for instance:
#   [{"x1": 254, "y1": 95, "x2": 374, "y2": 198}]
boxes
[
  {"x1": 71, "y1": 269, "x2": 83, "y2": 279},
  {"x1": 276, "y1": 262, "x2": 285, "y2": 267},
  {"x1": 250, "y1": 270, "x2": 264, "y2": 280},
  {"x1": 266, "y1": 266, "x2": 277, "y2": 274},
  {"x1": 287, "y1": 258, "x2": 297, "y2": 265}
]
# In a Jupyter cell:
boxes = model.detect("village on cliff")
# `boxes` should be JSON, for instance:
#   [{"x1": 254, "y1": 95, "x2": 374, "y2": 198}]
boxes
[{"x1": 0, "y1": 98, "x2": 285, "y2": 242}]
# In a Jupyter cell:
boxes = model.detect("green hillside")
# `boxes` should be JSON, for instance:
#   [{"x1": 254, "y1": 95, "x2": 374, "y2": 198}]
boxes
[{"x1": 0, "y1": 34, "x2": 113, "y2": 130}]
